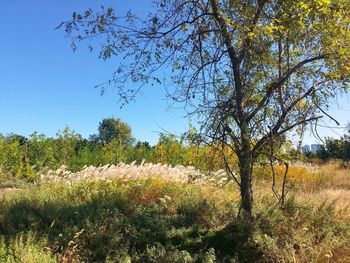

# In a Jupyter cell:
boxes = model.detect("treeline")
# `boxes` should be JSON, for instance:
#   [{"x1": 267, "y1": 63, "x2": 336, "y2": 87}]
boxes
[
  {"x1": 299, "y1": 125, "x2": 350, "y2": 162},
  {"x1": 314, "y1": 128, "x2": 350, "y2": 161},
  {"x1": 0, "y1": 118, "x2": 234, "y2": 181},
  {"x1": 3, "y1": 117, "x2": 348, "y2": 182}
]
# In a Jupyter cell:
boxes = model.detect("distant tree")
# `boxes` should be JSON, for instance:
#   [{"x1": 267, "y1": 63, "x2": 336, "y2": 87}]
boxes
[
  {"x1": 56, "y1": 127, "x2": 81, "y2": 166},
  {"x1": 62, "y1": 0, "x2": 350, "y2": 220},
  {"x1": 318, "y1": 141, "x2": 330, "y2": 159},
  {"x1": 132, "y1": 141, "x2": 153, "y2": 164},
  {"x1": 153, "y1": 134, "x2": 187, "y2": 165},
  {"x1": 135, "y1": 141, "x2": 151, "y2": 150},
  {"x1": 27, "y1": 132, "x2": 58, "y2": 170},
  {"x1": 89, "y1": 134, "x2": 100, "y2": 144},
  {"x1": 6, "y1": 133, "x2": 27, "y2": 145},
  {"x1": 317, "y1": 124, "x2": 350, "y2": 161},
  {"x1": 0, "y1": 135, "x2": 23, "y2": 177},
  {"x1": 181, "y1": 125, "x2": 202, "y2": 146},
  {"x1": 98, "y1": 118, "x2": 133, "y2": 146}
]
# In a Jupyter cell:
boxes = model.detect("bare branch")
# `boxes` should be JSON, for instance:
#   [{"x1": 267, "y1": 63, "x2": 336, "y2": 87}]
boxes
[{"x1": 247, "y1": 54, "x2": 329, "y2": 121}]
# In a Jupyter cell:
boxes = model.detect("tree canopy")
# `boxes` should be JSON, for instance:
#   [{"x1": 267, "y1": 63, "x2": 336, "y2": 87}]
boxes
[
  {"x1": 61, "y1": 0, "x2": 350, "y2": 219},
  {"x1": 98, "y1": 117, "x2": 133, "y2": 145}
]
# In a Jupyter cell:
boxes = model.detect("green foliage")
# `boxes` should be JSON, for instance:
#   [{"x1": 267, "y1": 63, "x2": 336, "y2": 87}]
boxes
[
  {"x1": 0, "y1": 136, "x2": 26, "y2": 179},
  {"x1": 98, "y1": 117, "x2": 133, "y2": 145},
  {"x1": 0, "y1": 232, "x2": 56, "y2": 263},
  {"x1": 100, "y1": 138, "x2": 132, "y2": 164},
  {"x1": 0, "y1": 180, "x2": 232, "y2": 262},
  {"x1": 153, "y1": 134, "x2": 187, "y2": 166},
  {"x1": 0, "y1": 180, "x2": 349, "y2": 262},
  {"x1": 27, "y1": 132, "x2": 57, "y2": 170},
  {"x1": 0, "y1": 121, "x2": 238, "y2": 181},
  {"x1": 315, "y1": 126, "x2": 350, "y2": 161},
  {"x1": 56, "y1": 127, "x2": 81, "y2": 166},
  {"x1": 132, "y1": 141, "x2": 154, "y2": 164}
]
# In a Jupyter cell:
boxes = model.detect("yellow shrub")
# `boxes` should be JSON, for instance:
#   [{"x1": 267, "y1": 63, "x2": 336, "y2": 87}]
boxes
[{"x1": 254, "y1": 164, "x2": 333, "y2": 192}]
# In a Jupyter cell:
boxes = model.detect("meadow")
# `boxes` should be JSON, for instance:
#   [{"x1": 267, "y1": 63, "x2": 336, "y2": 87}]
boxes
[
  {"x1": 0, "y1": 161, "x2": 349, "y2": 263},
  {"x1": 1, "y1": 123, "x2": 350, "y2": 262}
]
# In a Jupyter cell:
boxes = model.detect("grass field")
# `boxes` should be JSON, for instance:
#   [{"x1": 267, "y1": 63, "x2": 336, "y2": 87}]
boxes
[{"x1": 0, "y1": 162, "x2": 349, "y2": 262}]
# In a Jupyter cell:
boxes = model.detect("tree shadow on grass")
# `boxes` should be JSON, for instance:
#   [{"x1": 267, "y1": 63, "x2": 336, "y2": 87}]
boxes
[
  {"x1": 0, "y1": 190, "x2": 263, "y2": 262},
  {"x1": 205, "y1": 222, "x2": 263, "y2": 262}
]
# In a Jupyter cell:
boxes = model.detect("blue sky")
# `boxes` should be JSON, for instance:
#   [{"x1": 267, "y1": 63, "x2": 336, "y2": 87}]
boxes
[
  {"x1": 0, "y1": 1, "x2": 349, "y2": 145},
  {"x1": 0, "y1": 0, "x2": 189, "y2": 145}
]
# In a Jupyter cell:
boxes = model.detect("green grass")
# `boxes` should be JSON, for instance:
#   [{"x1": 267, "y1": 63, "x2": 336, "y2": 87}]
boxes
[{"x1": 0, "y1": 179, "x2": 349, "y2": 262}]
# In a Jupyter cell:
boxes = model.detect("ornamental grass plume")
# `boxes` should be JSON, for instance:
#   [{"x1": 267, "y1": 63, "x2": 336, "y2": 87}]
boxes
[{"x1": 40, "y1": 161, "x2": 230, "y2": 187}]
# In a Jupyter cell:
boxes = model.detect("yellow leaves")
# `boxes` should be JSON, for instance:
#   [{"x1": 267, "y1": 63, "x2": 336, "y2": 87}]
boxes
[
  {"x1": 228, "y1": 0, "x2": 239, "y2": 9},
  {"x1": 260, "y1": 23, "x2": 283, "y2": 40},
  {"x1": 299, "y1": 98, "x2": 309, "y2": 109},
  {"x1": 226, "y1": 18, "x2": 236, "y2": 27},
  {"x1": 341, "y1": 65, "x2": 350, "y2": 73},
  {"x1": 317, "y1": 0, "x2": 331, "y2": 7},
  {"x1": 316, "y1": 0, "x2": 332, "y2": 13},
  {"x1": 265, "y1": 24, "x2": 274, "y2": 37},
  {"x1": 300, "y1": 0, "x2": 331, "y2": 10},
  {"x1": 255, "y1": 163, "x2": 333, "y2": 189},
  {"x1": 299, "y1": 1, "x2": 309, "y2": 9},
  {"x1": 299, "y1": 0, "x2": 332, "y2": 14},
  {"x1": 251, "y1": 16, "x2": 287, "y2": 41},
  {"x1": 247, "y1": 31, "x2": 255, "y2": 40},
  {"x1": 223, "y1": 14, "x2": 237, "y2": 28}
]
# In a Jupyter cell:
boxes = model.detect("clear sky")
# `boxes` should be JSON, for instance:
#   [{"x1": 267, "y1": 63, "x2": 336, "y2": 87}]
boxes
[{"x1": 0, "y1": 1, "x2": 349, "y2": 145}]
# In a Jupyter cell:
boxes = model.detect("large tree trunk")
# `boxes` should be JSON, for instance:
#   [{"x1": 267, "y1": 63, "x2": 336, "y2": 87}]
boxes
[
  {"x1": 239, "y1": 125, "x2": 254, "y2": 221},
  {"x1": 239, "y1": 154, "x2": 254, "y2": 220}
]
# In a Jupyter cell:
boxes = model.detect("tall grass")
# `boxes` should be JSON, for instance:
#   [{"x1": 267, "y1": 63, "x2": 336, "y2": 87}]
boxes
[{"x1": 0, "y1": 178, "x2": 349, "y2": 262}]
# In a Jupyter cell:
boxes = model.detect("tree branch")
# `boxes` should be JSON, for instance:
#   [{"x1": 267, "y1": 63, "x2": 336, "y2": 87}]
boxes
[
  {"x1": 238, "y1": 0, "x2": 268, "y2": 62},
  {"x1": 247, "y1": 54, "x2": 329, "y2": 121},
  {"x1": 210, "y1": 0, "x2": 244, "y2": 124}
]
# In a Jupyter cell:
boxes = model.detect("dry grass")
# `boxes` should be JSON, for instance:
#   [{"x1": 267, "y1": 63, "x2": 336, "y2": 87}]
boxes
[
  {"x1": 39, "y1": 161, "x2": 230, "y2": 186},
  {"x1": 254, "y1": 161, "x2": 350, "y2": 217},
  {"x1": 319, "y1": 163, "x2": 350, "y2": 189},
  {"x1": 39, "y1": 160, "x2": 350, "y2": 217},
  {"x1": 0, "y1": 187, "x2": 21, "y2": 197}
]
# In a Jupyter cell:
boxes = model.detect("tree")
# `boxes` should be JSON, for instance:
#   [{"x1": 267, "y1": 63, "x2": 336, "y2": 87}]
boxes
[
  {"x1": 56, "y1": 127, "x2": 81, "y2": 166},
  {"x1": 5, "y1": 133, "x2": 27, "y2": 145},
  {"x1": 61, "y1": 0, "x2": 350, "y2": 220},
  {"x1": 98, "y1": 118, "x2": 133, "y2": 146},
  {"x1": 316, "y1": 125, "x2": 350, "y2": 161},
  {"x1": 133, "y1": 141, "x2": 153, "y2": 164},
  {"x1": 154, "y1": 134, "x2": 187, "y2": 165}
]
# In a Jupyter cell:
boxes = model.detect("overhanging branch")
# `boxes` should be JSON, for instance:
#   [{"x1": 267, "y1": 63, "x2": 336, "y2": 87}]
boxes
[
  {"x1": 247, "y1": 54, "x2": 329, "y2": 121},
  {"x1": 252, "y1": 116, "x2": 322, "y2": 157}
]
